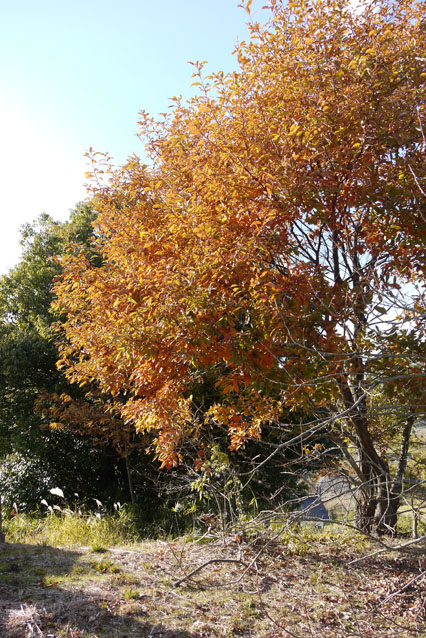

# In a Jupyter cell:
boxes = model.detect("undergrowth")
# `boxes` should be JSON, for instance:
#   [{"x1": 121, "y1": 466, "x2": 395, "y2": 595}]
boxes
[{"x1": 3, "y1": 507, "x2": 141, "y2": 547}]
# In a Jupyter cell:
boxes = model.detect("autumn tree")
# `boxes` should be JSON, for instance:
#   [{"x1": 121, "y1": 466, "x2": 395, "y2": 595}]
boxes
[{"x1": 55, "y1": 0, "x2": 426, "y2": 534}]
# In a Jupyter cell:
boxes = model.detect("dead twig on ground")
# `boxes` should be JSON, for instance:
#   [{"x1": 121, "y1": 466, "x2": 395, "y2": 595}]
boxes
[
  {"x1": 172, "y1": 558, "x2": 248, "y2": 588},
  {"x1": 348, "y1": 535, "x2": 426, "y2": 565},
  {"x1": 380, "y1": 569, "x2": 426, "y2": 607}
]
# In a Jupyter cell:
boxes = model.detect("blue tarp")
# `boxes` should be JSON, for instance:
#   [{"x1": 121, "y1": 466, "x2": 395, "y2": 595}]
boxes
[{"x1": 296, "y1": 496, "x2": 329, "y2": 521}]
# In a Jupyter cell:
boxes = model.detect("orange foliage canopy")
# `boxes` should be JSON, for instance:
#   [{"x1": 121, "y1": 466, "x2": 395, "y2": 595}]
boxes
[{"x1": 54, "y1": 0, "x2": 426, "y2": 468}]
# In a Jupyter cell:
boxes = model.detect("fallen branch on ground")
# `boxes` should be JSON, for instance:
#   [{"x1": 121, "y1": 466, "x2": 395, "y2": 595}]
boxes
[{"x1": 173, "y1": 558, "x2": 248, "y2": 588}]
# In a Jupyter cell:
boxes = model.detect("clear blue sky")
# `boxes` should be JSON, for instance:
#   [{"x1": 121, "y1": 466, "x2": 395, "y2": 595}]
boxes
[{"x1": 0, "y1": 0, "x2": 266, "y2": 274}]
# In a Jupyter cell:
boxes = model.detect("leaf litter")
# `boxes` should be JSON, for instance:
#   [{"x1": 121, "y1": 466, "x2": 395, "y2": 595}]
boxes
[{"x1": 0, "y1": 534, "x2": 425, "y2": 637}]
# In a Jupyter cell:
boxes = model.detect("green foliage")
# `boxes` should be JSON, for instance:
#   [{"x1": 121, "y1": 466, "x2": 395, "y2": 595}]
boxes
[
  {"x1": 0, "y1": 438, "x2": 124, "y2": 512},
  {"x1": 0, "y1": 452, "x2": 56, "y2": 511},
  {"x1": 0, "y1": 205, "x2": 96, "y2": 331},
  {"x1": 0, "y1": 208, "x2": 88, "y2": 453},
  {"x1": 0, "y1": 204, "x2": 131, "y2": 507}
]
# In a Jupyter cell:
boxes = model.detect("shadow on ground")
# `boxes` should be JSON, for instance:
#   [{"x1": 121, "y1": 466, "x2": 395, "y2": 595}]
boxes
[{"x1": 0, "y1": 542, "x2": 202, "y2": 637}]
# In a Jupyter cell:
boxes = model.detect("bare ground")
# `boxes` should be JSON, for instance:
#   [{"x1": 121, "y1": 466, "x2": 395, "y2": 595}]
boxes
[{"x1": 0, "y1": 531, "x2": 425, "y2": 637}]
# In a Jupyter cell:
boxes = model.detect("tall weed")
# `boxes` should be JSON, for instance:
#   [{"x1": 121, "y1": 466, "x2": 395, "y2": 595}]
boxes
[{"x1": 4, "y1": 507, "x2": 140, "y2": 547}]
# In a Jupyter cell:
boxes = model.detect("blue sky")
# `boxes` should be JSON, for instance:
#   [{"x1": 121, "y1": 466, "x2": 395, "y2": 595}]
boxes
[{"x1": 0, "y1": 0, "x2": 266, "y2": 274}]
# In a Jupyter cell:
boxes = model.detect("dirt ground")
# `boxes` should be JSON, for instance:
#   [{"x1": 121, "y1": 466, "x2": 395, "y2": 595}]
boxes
[{"x1": 0, "y1": 532, "x2": 425, "y2": 637}]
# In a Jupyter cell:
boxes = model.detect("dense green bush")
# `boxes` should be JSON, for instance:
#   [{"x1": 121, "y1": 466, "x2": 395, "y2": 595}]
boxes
[{"x1": 0, "y1": 452, "x2": 57, "y2": 511}]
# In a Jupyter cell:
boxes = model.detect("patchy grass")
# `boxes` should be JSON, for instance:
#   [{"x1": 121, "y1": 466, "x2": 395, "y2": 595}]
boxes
[
  {"x1": 90, "y1": 544, "x2": 109, "y2": 554},
  {"x1": 0, "y1": 527, "x2": 425, "y2": 637}
]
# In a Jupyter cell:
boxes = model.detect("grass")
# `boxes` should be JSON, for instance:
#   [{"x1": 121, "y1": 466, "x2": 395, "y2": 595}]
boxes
[
  {"x1": 3, "y1": 506, "x2": 141, "y2": 547},
  {"x1": 123, "y1": 588, "x2": 142, "y2": 599},
  {"x1": 90, "y1": 543, "x2": 108, "y2": 553},
  {"x1": 90, "y1": 558, "x2": 121, "y2": 574},
  {"x1": 1, "y1": 512, "x2": 425, "y2": 637}
]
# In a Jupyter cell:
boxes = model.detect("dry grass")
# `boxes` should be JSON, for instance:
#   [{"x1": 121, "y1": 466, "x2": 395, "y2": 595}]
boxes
[
  {"x1": 3, "y1": 508, "x2": 140, "y2": 548},
  {"x1": 0, "y1": 528, "x2": 425, "y2": 637}
]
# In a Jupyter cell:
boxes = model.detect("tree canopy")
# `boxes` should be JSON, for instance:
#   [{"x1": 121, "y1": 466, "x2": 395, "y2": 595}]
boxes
[
  {"x1": 54, "y1": 0, "x2": 426, "y2": 533},
  {"x1": 0, "y1": 205, "x2": 130, "y2": 507}
]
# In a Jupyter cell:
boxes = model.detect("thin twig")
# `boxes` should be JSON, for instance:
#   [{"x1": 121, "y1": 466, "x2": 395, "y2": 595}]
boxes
[
  {"x1": 348, "y1": 535, "x2": 426, "y2": 565},
  {"x1": 173, "y1": 558, "x2": 248, "y2": 587},
  {"x1": 380, "y1": 570, "x2": 426, "y2": 607}
]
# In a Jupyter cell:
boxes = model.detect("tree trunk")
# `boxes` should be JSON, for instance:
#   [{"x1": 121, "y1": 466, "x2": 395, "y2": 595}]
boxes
[
  {"x1": 355, "y1": 490, "x2": 377, "y2": 533},
  {"x1": 375, "y1": 412, "x2": 415, "y2": 536},
  {"x1": 125, "y1": 455, "x2": 136, "y2": 507},
  {"x1": 0, "y1": 495, "x2": 5, "y2": 543},
  {"x1": 353, "y1": 411, "x2": 415, "y2": 536},
  {"x1": 412, "y1": 502, "x2": 418, "y2": 540},
  {"x1": 352, "y1": 412, "x2": 389, "y2": 534},
  {"x1": 338, "y1": 373, "x2": 415, "y2": 536},
  {"x1": 338, "y1": 377, "x2": 379, "y2": 532}
]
